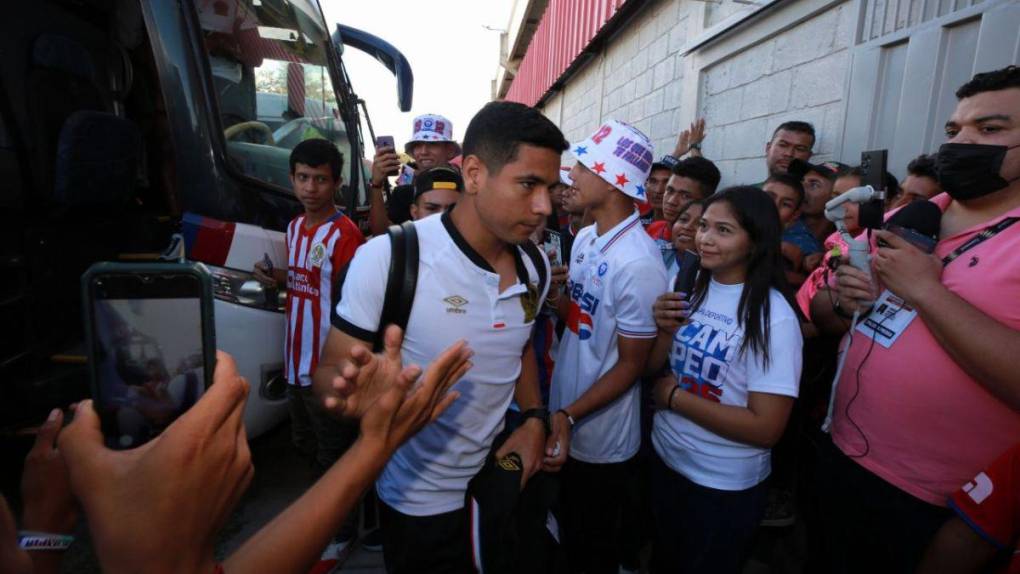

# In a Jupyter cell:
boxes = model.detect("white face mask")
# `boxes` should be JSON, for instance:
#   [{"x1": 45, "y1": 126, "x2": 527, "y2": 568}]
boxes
[{"x1": 209, "y1": 56, "x2": 243, "y2": 84}]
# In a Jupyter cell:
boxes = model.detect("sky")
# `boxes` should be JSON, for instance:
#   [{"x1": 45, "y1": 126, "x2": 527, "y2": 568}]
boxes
[{"x1": 321, "y1": 0, "x2": 515, "y2": 155}]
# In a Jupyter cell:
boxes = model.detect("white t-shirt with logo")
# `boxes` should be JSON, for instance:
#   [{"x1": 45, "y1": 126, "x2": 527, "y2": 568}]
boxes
[
  {"x1": 551, "y1": 211, "x2": 668, "y2": 464},
  {"x1": 333, "y1": 212, "x2": 548, "y2": 516},
  {"x1": 652, "y1": 280, "x2": 802, "y2": 491}
]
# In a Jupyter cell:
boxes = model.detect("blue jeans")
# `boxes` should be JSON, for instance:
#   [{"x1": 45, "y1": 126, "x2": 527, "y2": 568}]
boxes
[{"x1": 650, "y1": 453, "x2": 768, "y2": 574}]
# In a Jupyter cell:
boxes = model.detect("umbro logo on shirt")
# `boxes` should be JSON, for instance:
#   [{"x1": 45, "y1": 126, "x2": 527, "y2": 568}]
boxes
[{"x1": 444, "y1": 295, "x2": 468, "y2": 314}]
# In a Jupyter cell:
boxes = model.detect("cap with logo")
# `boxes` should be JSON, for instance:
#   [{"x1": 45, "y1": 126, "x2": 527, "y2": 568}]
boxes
[
  {"x1": 405, "y1": 113, "x2": 459, "y2": 154},
  {"x1": 414, "y1": 166, "x2": 464, "y2": 202},
  {"x1": 789, "y1": 159, "x2": 848, "y2": 181},
  {"x1": 570, "y1": 120, "x2": 655, "y2": 201}
]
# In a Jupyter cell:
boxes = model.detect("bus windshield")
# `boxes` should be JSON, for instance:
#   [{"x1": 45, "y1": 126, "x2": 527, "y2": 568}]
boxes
[{"x1": 196, "y1": 0, "x2": 351, "y2": 191}]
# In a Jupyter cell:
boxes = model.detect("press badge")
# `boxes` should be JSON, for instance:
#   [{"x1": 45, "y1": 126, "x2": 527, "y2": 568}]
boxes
[{"x1": 855, "y1": 290, "x2": 917, "y2": 349}]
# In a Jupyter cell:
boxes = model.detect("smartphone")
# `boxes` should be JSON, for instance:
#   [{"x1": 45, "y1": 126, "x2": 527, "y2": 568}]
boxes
[
  {"x1": 858, "y1": 149, "x2": 888, "y2": 230},
  {"x1": 881, "y1": 224, "x2": 938, "y2": 253},
  {"x1": 543, "y1": 229, "x2": 564, "y2": 267},
  {"x1": 375, "y1": 136, "x2": 399, "y2": 176},
  {"x1": 673, "y1": 250, "x2": 700, "y2": 297},
  {"x1": 82, "y1": 262, "x2": 216, "y2": 449}
]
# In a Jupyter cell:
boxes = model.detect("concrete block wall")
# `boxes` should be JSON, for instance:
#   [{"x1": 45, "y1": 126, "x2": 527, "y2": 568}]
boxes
[
  {"x1": 539, "y1": 0, "x2": 855, "y2": 188},
  {"x1": 699, "y1": 2, "x2": 854, "y2": 185},
  {"x1": 544, "y1": 0, "x2": 695, "y2": 160}
]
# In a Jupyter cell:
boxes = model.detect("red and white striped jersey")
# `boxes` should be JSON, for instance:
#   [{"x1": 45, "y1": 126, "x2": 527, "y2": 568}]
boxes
[{"x1": 285, "y1": 212, "x2": 364, "y2": 387}]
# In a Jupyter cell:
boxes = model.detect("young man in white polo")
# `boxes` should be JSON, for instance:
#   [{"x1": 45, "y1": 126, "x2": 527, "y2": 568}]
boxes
[
  {"x1": 547, "y1": 120, "x2": 669, "y2": 574},
  {"x1": 313, "y1": 101, "x2": 568, "y2": 573}
]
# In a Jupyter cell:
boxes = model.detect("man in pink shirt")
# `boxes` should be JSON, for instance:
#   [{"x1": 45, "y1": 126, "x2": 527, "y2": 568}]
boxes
[{"x1": 811, "y1": 65, "x2": 1020, "y2": 572}]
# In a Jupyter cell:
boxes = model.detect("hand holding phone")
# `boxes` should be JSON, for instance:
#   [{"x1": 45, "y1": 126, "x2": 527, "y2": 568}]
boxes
[
  {"x1": 58, "y1": 352, "x2": 251, "y2": 573},
  {"x1": 858, "y1": 150, "x2": 889, "y2": 230},
  {"x1": 543, "y1": 229, "x2": 564, "y2": 267},
  {"x1": 82, "y1": 262, "x2": 216, "y2": 449},
  {"x1": 253, "y1": 254, "x2": 275, "y2": 287},
  {"x1": 373, "y1": 136, "x2": 400, "y2": 180},
  {"x1": 375, "y1": 135, "x2": 395, "y2": 151},
  {"x1": 673, "y1": 250, "x2": 700, "y2": 299}
]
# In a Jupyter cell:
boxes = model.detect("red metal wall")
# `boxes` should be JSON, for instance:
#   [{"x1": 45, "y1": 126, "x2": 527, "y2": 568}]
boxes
[{"x1": 505, "y1": 0, "x2": 630, "y2": 107}]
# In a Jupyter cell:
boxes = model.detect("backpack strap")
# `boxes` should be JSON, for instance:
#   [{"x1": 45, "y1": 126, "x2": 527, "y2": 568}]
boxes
[
  {"x1": 519, "y1": 240, "x2": 548, "y2": 299},
  {"x1": 378, "y1": 221, "x2": 419, "y2": 351}
]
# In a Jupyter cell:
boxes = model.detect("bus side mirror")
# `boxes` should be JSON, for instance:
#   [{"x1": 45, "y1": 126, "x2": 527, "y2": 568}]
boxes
[{"x1": 332, "y1": 24, "x2": 414, "y2": 112}]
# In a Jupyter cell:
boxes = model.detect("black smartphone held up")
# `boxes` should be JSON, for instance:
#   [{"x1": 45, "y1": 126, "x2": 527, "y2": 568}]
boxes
[
  {"x1": 858, "y1": 149, "x2": 888, "y2": 230},
  {"x1": 82, "y1": 262, "x2": 217, "y2": 449},
  {"x1": 883, "y1": 224, "x2": 938, "y2": 253},
  {"x1": 375, "y1": 135, "x2": 399, "y2": 176},
  {"x1": 673, "y1": 250, "x2": 700, "y2": 298}
]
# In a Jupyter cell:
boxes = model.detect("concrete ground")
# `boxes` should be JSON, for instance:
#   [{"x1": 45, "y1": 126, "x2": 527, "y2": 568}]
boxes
[{"x1": 215, "y1": 421, "x2": 385, "y2": 573}]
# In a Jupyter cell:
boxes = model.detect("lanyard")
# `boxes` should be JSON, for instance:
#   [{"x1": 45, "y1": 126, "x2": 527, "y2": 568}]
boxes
[{"x1": 941, "y1": 217, "x2": 1018, "y2": 266}]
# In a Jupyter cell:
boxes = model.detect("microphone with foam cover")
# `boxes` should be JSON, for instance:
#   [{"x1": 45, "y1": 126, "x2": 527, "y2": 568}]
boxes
[{"x1": 880, "y1": 200, "x2": 942, "y2": 253}]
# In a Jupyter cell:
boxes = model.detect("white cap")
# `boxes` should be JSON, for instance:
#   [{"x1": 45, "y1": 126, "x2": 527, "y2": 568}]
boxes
[
  {"x1": 571, "y1": 120, "x2": 655, "y2": 201},
  {"x1": 408, "y1": 114, "x2": 454, "y2": 144}
]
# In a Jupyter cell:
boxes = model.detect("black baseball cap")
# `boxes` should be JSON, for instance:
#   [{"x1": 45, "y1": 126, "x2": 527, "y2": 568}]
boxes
[
  {"x1": 789, "y1": 158, "x2": 848, "y2": 181},
  {"x1": 414, "y1": 166, "x2": 464, "y2": 201}
]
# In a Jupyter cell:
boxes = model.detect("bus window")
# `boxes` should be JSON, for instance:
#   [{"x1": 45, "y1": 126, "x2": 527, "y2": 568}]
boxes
[{"x1": 197, "y1": 0, "x2": 352, "y2": 192}]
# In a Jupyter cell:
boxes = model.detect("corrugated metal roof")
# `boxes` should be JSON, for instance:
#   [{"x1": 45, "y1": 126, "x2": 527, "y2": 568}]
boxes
[{"x1": 504, "y1": 0, "x2": 631, "y2": 107}]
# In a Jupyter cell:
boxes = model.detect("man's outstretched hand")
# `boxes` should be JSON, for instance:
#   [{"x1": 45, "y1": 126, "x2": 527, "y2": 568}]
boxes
[
  {"x1": 359, "y1": 328, "x2": 473, "y2": 454},
  {"x1": 318, "y1": 325, "x2": 406, "y2": 419},
  {"x1": 58, "y1": 352, "x2": 253, "y2": 574},
  {"x1": 319, "y1": 326, "x2": 472, "y2": 425}
]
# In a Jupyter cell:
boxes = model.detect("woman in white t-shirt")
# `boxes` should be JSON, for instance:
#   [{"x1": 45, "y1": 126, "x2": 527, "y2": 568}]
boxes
[{"x1": 646, "y1": 186, "x2": 803, "y2": 574}]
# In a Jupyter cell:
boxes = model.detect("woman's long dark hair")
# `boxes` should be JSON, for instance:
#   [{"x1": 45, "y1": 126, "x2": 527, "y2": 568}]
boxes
[{"x1": 689, "y1": 186, "x2": 788, "y2": 368}]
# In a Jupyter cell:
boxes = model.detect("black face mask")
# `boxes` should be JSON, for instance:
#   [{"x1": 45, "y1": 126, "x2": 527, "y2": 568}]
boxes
[{"x1": 936, "y1": 142, "x2": 1020, "y2": 201}]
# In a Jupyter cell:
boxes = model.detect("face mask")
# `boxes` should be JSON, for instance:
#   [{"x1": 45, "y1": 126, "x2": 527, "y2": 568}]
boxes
[{"x1": 936, "y1": 142, "x2": 1020, "y2": 201}]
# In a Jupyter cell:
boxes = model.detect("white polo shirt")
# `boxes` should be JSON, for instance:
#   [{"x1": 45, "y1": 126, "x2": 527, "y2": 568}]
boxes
[
  {"x1": 333, "y1": 211, "x2": 548, "y2": 516},
  {"x1": 550, "y1": 210, "x2": 668, "y2": 464}
]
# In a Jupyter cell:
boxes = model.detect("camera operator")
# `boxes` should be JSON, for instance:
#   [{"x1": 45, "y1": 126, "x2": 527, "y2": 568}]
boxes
[{"x1": 811, "y1": 65, "x2": 1020, "y2": 572}]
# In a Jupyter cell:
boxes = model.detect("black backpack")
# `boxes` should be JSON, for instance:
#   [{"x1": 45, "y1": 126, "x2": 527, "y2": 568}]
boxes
[{"x1": 375, "y1": 221, "x2": 548, "y2": 352}]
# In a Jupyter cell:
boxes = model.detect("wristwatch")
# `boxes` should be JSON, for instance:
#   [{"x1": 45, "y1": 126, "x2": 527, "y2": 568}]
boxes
[
  {"x1": 520, "y1": 407, "x2": 550, "y2": 435},
  {"x1": 689, "y1": 142, "x2": 702, "y2": 151},
  {"x1": 555, "y1": 408, "x2": 576, "y2": 429}
]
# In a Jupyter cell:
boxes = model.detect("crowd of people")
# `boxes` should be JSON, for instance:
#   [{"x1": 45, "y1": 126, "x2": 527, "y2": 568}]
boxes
[{"x1": 3, "y1": 65, "x2": 1019, "y2": 574}]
